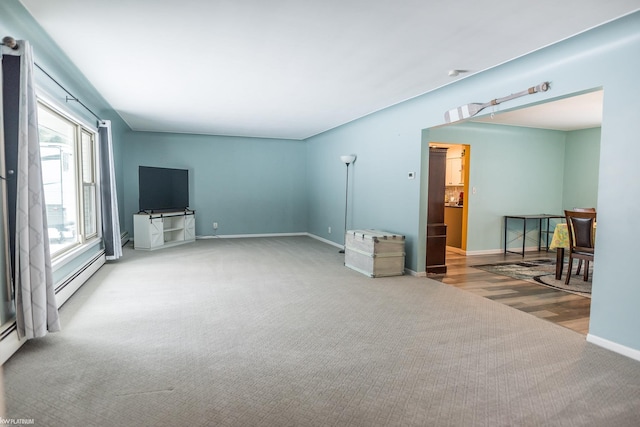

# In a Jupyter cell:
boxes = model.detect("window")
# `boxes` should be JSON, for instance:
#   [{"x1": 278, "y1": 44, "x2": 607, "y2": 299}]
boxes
[
  {"x1": 81, "y1": 130, "x2": 97, "y2": 238},
  {"x1": 37, "y1": 102, "x2": 99, "y2": 256}
]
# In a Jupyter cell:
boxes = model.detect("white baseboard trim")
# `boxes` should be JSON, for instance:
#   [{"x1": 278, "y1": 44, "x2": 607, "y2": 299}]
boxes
[
  {"x1": 196, "y1": 232, "x2": 344, "y2": 249},
  {"x1": 405, "y1": 268, "x2": 424, "y2": 277},
  {"x1": 586, "y1": 334, "x2": 640, "y2": 362},
  {"x1": 120, "y1": 231, "x2": 130, "y2": 247},
  {"x1": 306, "y1": 233, "x2": 343, "y2": 249},
  {"x1": 464, "y1": 248, "x2": 504, "y2": 256},
  {"x1": 197, "y1": 232, "x2": 308, "y2": 240},
  {"x1": 464, "y1": 245, "x2": 549, "y2": 256}
]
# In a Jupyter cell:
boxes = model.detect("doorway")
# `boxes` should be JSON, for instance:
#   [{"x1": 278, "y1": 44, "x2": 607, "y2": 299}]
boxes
[{"x1": 429, "y1": 143, "x2": 470, "y2": 254}]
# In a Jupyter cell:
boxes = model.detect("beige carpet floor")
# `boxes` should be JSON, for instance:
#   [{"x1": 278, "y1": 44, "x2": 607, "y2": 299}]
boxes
[{"x1": 3, "y1": 236, "x2": 640, "y2": 426}]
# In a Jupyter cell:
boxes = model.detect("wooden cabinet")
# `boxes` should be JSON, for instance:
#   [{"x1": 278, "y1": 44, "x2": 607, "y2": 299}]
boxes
[
  {"x1": 426, "y1": 147, "x2": 447, "y2": 273},
  {"x1": 444, "y1": 146, "x2": 464, "y2": 186},
  {"x1": 134, "y1": 211, "x2": 196, "y2": 250}
]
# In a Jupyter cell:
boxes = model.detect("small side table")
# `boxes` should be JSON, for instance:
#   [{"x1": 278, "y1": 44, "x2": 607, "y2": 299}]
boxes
[{"x1": 504, "y1": 214, "x2": 565, "y2": 256}]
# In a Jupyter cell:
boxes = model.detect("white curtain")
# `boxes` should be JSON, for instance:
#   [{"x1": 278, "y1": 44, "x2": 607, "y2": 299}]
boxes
[
  {"x1": 98, "y1": 120, "x2": 122, "y2": 260},
  {"x1": 2, "y1": 40, "x2": 60, "y2": 338}
]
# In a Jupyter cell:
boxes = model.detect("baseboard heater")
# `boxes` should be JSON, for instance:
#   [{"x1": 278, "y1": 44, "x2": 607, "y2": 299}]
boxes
[
  {"x1": 0, "y1": 322, "x2": 17, "y2": 342},
  {"x1": 56, "y1": 250, "x2": 104, "y2": 298}
]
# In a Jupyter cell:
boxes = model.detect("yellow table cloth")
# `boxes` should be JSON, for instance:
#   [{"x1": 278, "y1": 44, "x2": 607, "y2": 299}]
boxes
[
  {"x1": 549, "y1": 222, "x2": 595, "y2": 279},
  {"x1": 550, "y1": 223, "x2": 596, "y2": 250},
  {"x1": 549, "y1": 223, "x2": 570, "y2": 249}
]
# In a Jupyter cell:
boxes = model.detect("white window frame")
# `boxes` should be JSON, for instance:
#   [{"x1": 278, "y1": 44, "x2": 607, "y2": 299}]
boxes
[{"x1": 81, "y1": 128, "x2": 98, "y2": 240}]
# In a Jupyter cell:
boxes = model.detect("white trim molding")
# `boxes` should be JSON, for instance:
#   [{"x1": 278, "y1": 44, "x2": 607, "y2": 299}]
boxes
[
  {"x1": 587, "y1": 334, "x2": 640, "y2": 362},
  {"x1": 306, "y1": 233, "x2": 343, "y2": 249},
  {"x1": 405, "y1": 269, "x2": 424, "y2": 277},
  {"x1": 465, "y1": 245, "x2": 546, "y2": 256},
  {"x1": 197, "y1": 232, "x2": 309, "y2": 240}
]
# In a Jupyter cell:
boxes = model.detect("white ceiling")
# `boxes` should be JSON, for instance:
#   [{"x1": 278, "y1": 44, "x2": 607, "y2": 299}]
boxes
[{"x1": 19, "y1": 1, "x2": 639, "y2": 140}]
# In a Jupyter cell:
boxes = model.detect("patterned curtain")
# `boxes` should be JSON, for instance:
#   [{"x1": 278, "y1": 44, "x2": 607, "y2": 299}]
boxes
[{"x1": 1, "y1": 40, "x2": 60, "y2": 338}]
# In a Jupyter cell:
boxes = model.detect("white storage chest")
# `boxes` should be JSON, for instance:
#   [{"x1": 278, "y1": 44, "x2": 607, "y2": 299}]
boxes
[{"x1": 344, "y1": 229, "x2": 406, "y2": 277}]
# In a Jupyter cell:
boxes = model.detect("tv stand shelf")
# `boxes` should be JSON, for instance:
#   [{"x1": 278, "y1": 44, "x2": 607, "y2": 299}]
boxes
[{"x1": 133, "y1": 210, "x2": 195, "y2": 250}]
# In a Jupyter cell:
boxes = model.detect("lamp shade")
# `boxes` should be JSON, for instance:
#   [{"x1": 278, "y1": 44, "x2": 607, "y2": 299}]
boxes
[{"x1": 340, "y1": 154, "x2": 357, "y2": 165}]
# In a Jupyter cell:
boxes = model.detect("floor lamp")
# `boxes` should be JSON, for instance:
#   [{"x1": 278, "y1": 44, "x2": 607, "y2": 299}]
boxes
[{"x1": 339, "y1": 154, "x2": 357, "y2": 253}]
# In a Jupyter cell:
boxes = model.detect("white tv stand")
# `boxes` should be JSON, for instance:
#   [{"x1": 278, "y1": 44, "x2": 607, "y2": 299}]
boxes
[{"x1": 133, "y1": 210, "x2": 195, "y2": 250}]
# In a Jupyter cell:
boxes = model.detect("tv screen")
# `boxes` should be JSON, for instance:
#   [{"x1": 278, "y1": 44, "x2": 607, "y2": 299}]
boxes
[{"x1": 138, "y1": 166, "x2": 189, "y2": 212}]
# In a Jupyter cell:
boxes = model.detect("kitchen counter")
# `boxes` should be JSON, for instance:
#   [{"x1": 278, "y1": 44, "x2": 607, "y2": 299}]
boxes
[
  {"x1": 445, "y1": 203, "x2": 463, "y2": 208},
  {"x1": 445, "y1": 206, "x2": 463, "y2": 247}
]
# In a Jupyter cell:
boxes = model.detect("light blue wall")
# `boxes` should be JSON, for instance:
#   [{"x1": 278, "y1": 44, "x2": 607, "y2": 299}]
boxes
[
  {"x1": 563, "y1": 127, "x2": 600, "y2": 210},
  {"x1": 425, "y1": 123, "x2": 566, "y2": 253},
  {"x1": 307, "y1": 105, "x2": 424, "y2": 266},
  {"x1": 306, "y1": 11, "x2": 640, "y2": 351},
  {"x1": 122, "y1": 132, "x2": 307, "y2": 238}
]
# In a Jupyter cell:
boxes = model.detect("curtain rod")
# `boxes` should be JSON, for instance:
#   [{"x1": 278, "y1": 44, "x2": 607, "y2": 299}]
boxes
[
  {"x1": 2, "y1": 35, "x2": 103, "y2": 122},
  {"x1": 34, "y1": 63, "x2": 103, "y2": 122}
]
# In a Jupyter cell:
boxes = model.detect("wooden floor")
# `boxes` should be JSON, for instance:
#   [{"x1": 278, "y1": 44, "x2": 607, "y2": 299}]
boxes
[{"x1": 429, "y1": 250, "x2": 591, "y2": 335}]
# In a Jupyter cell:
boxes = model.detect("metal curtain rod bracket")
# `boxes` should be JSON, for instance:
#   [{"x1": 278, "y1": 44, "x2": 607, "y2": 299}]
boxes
[
  {"x1": 1, "y1": 36, "x2": 19, "y2": 50},
  {"x1": 3, "y1": 35, "x2": 103, "y2": 122}
]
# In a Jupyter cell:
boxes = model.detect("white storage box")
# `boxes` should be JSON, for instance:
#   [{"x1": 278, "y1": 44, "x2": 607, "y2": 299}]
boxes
[{"x1": 344, "y1": 229, "x2": 406, "y2": 277}]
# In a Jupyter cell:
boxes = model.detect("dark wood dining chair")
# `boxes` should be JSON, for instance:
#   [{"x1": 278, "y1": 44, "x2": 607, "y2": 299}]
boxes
[
  {"x1": 572, "y1": 208, "x2": 596, "y2": 274},
  {"x1": 564, "y1": 210, "x2": 596, "y2": 284}
]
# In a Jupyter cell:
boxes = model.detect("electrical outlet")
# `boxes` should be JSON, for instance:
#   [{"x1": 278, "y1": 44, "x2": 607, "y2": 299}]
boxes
[
  {"x1": 213, "y1": 222, "x2": 218, "y2": 230},
  {"x1": 328, "y1": 226, "x2": 332, "y2": 234}
]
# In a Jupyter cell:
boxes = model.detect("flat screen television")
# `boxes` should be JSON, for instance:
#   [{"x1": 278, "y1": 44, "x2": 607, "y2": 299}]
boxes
[{"x1": 138, "y1": 166, "x2": 189, "y2": 212}]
